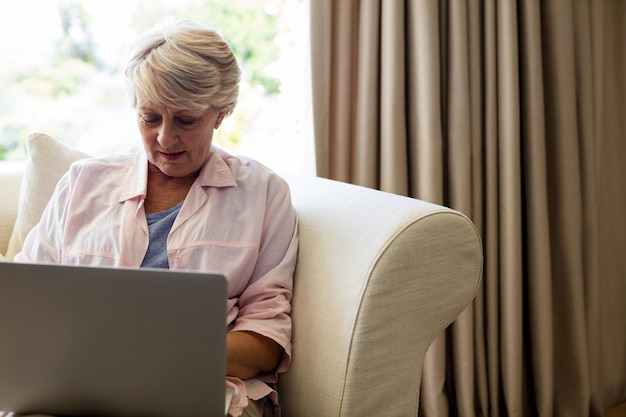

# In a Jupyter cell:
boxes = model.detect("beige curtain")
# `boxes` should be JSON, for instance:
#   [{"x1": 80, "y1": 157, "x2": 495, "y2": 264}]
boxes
[{"x1": 309, "y1": 1, "x2": 626, "y2": 416}]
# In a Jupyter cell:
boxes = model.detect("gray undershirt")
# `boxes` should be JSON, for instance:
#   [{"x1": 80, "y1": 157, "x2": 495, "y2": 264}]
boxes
[{"x1": 140, "y1": 201, "x2": 183, "y2": 269}]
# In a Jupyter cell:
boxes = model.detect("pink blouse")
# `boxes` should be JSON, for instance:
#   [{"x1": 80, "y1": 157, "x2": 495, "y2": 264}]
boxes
[{"x1": 15, "y1": 146, "x2": 298, "y2": 415}]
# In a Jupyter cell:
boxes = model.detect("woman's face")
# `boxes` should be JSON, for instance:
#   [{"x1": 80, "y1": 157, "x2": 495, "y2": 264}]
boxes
[{"x1": 136, "y1": 94, "x2": 225, "y2": 180}]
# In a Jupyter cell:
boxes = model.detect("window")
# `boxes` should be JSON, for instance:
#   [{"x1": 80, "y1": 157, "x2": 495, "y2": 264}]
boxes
[{"x1": 0, "y1": 0, "x2": 313, "y2": 174}]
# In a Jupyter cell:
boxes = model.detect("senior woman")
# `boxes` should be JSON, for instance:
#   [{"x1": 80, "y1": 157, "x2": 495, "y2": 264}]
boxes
[{"x1": 13, "y1": 19, "x2": 298, "y2": 417}]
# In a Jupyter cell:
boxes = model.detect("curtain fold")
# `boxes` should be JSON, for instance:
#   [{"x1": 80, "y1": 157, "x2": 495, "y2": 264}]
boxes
[
  {"x1": 309, "y1": 1, "x2": 626, "y2": 416},
  {"x1": 517, "y1": 1, "x2": 554, "y2": 415}
]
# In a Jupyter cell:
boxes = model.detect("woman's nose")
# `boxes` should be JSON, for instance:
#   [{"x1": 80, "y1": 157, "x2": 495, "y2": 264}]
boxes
[{"x1": 157, "y1": 120, "x2": 178, "y2": 147}]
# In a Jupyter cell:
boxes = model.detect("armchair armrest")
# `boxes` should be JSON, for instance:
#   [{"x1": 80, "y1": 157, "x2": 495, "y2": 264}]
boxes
[
  {"x1": 279, "y1": 173, "x2": 482, "y2": 417},
  {"x1": 0, "y1": 163, "x2": 24, "y2": 257}
]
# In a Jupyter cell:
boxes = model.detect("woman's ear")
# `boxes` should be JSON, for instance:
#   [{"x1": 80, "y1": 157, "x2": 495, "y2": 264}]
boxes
[{"x1": 214, "y1": 111, "x2": 226, "y2": 129}]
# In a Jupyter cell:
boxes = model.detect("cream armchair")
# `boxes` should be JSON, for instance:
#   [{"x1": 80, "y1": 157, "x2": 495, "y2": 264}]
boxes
[{"x1": 0, "y1": 133, "x2": 482, "y2": 416}]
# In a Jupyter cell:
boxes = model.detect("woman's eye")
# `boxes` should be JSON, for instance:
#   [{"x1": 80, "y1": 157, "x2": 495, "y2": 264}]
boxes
[
  {"x1": 141, "y1": 115, "x2": 160, "y2": 124},
  {"x1": 177, "y1": 118, "x2": 196, "y2": 126}
]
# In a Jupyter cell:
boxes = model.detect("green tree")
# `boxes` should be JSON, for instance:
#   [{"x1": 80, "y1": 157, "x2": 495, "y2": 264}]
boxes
[
  {"x1": 55, "y1": 1, "x2": 98, "y2": 66},
  {"x1": 0, "y1": 122, "x2": 27, "y2": 161}
]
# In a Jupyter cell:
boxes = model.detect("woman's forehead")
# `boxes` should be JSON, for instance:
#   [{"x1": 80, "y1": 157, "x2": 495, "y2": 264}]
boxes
[{"x1": 136, "y1": 94, "x2": 209, "y2": 114}]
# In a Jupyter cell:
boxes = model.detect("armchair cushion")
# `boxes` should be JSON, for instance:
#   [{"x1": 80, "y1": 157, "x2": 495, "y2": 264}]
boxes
[{"x1": 5, "y1": 133, "x2": 90, "y2": 260}]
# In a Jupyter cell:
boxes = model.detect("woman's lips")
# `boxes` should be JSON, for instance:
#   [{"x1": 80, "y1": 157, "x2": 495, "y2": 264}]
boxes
[{"x1": 160, "y1": 151, "x2": 185, "y2": 161}]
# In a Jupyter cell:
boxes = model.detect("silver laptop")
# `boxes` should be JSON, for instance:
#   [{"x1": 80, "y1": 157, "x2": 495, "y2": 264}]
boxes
[{"x1": 0, "y1": 262, "x2": 232, "y2": 417}]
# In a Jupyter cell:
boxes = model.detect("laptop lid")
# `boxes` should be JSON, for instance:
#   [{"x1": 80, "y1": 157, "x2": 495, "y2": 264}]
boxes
[{"x1": 0, "y1": 262, "x2": 228, "y2": 417}]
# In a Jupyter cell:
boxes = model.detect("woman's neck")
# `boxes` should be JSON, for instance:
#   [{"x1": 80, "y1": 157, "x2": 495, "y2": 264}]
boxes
[{"x1": 144, "y1": 163, "x2": 198, "y2": 214}]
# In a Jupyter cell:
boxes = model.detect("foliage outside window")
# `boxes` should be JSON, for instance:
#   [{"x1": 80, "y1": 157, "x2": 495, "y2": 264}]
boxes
[{"x1": 0, "y1": 0, "x2": 311, "y2": 173}]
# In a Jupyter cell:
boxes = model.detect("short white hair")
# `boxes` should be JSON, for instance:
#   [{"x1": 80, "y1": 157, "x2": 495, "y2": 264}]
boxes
[{"x1": 124, "y1": 18, "x2": 241, "y2": 115}]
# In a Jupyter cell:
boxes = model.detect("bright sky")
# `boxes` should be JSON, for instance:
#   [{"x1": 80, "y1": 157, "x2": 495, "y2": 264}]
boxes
[{"x1": 0, "y1": 0, "x2": 139, "y2": 67}]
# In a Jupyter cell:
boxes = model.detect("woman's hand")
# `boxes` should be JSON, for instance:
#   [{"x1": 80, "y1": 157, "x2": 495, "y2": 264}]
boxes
[{"x1": 226, "y1": 330, "x2": 283, "y2": 380}]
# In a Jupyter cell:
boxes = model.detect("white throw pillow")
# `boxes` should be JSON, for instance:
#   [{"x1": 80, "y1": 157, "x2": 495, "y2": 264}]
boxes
[{"x1": 5, "y1": 133, "x2": 91, "y2": 260}]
